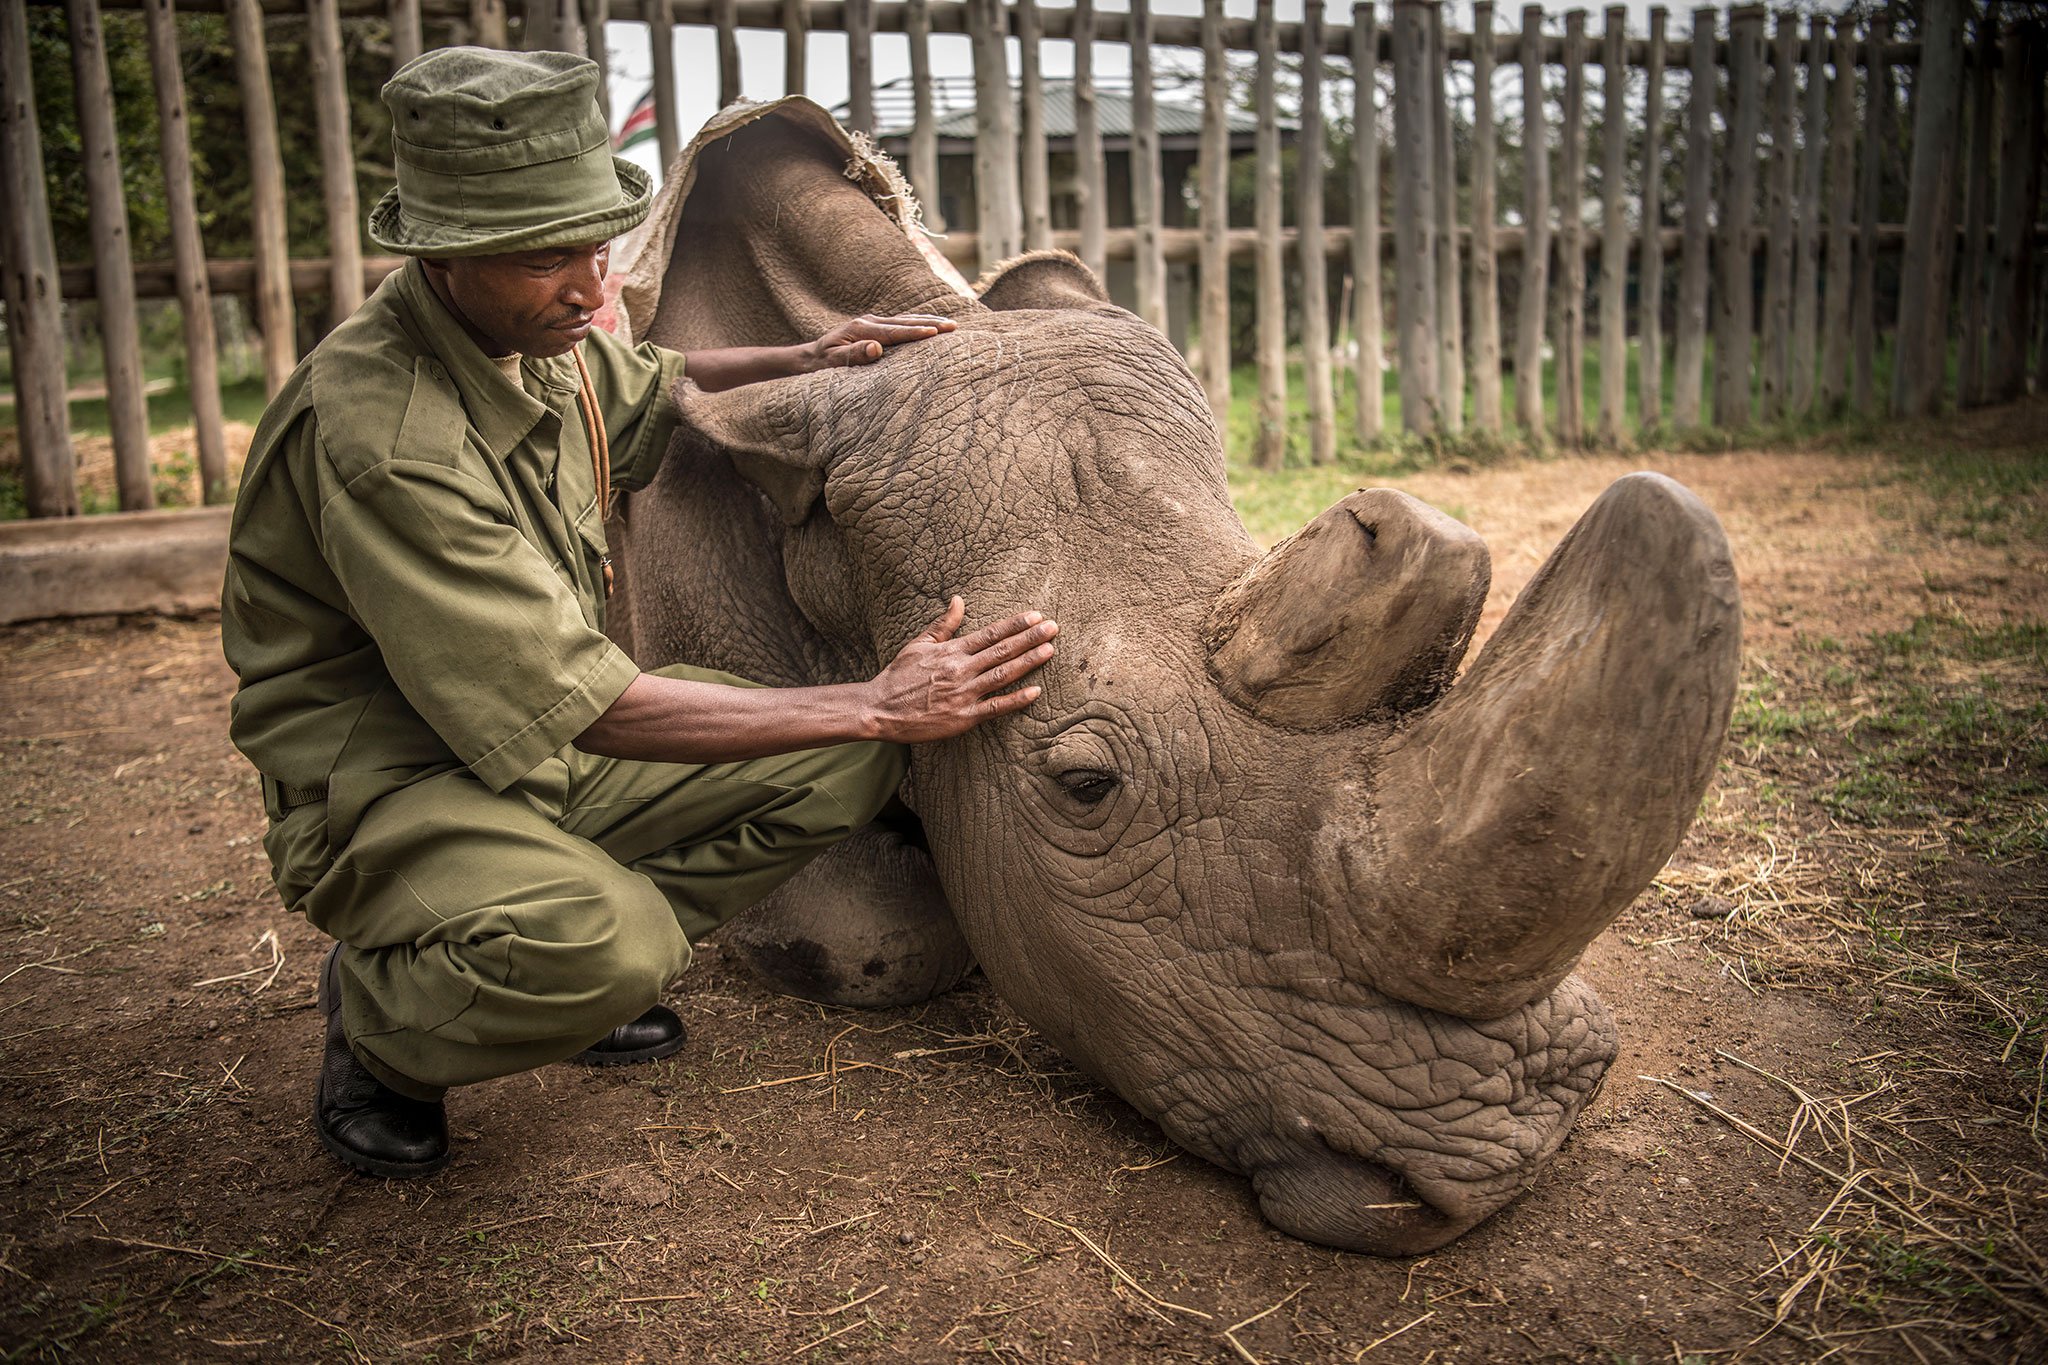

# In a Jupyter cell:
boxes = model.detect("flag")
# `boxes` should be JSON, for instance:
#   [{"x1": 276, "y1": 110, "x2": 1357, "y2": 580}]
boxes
[{"x1": 614, "y1": 86, "x2": 657, "y2": 153}]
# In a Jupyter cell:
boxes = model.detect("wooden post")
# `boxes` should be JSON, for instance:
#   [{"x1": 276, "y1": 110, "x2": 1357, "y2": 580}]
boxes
[
  {"x1": 1, "y1": 0, "x2": 78, "y2": 516},
  {"x1": 647, "y1": 0, "x2": 679, "y2": 170},
  {"x1": 1852, "y1": 11, "x2": 1889, "y2": 415},
  {"x1": 968, "y1": 0, "x2": 1021, "y2": 267},
  {"x1": 1352, "y1": 1, "x2": 1384, "y2": 443},
  {"x1": 309, "y1": 0, "x2": 363, "y2": 330},
  {"x1": 1199, "y1": 0, "x2": 1229, "y2": 420},
  {"x1": 1790, "y1": 11, "x2": 1825, "y2": 416},
  {"x1": 1299, "y1": 0, "x2": 1333, "y2": 462},
  {"x1": 1597, "y1": 5, "x2": 1626, "y2": 445},
  {"x1": 1818, "y1": 19, "x2": 1856, "y2": 411},
  {"x1": 1514, "y1": 2, "x2": 1547, "y2": 440},
  {"x1": 145, "y1": 0, "x2": 228, "y2": 504},
  {"x1": 1986, "y1": 20, "x2": 2043, "y2": 403},
  {"x1": 1469, "y1": 0, "x2": 1500, "y2": 434},
  {"x1": 1638, "y1": 6, "x2": 1665, "y2": 433},
  {"x1": 581, "y1": 0, "x2": 608, "y2": 114},
  {"x1": 1018, "y1": 0, "x2": 1050, "y2": 250},
  {"x1": 525, "y1": 0, "x2": 559, "y2": 52},
  {"x1": 1557, "y1": 9, "x2": 1586, "y2": 446},
  {"x1": 906, "y1": 0, "x2": 938, "y2": 228},
  {"x1": 1892, "y1": 0, "x2": 1965, "y2": 418},
  {"x1": 1713, "y1": 5, "x2": 1761, "y2": 429},
  {"x1": 845, "y1": 0, "x2": 872, "y2": 132},
  {"x1": 1130, "y1": 0, "x2": 1166, "y2": 328},
  {"x1": 1758, "y1": 13, "x2": 1797, "y2": 422},
  {"x1": 470, "y1": 0, "x2": 508, "y2": 47},
  {"x1": 389, "y1": 0, "x2": 422, "y2": 70},
  {"x1": 1253, "y1": 0, "x2": 1288, "y2": 463},
  {"x1": 69, "y1": 0, "x2": 154, "y2": 510},
  {"x1": 1073, "y1": 0, "x2": 1106, "y2": 281},
  {"x1": 714, "y1": 0, "x2": 740, "y2": 108},
  {"x1": 782, "y1": 0, "x2": 806, "y2": 94},
  {"x1": 1672, "y1": 4, "x2": 1713, "y2": 428},
  {"x1": 1430, "y1": 2, "x2": 1462, "y2": 431},
  {"x1": 1391, "y1": 0, "x2": 1439, "y2": 436},
  {"x1": 1955, "y1": 5, "x2": 1996, "y2": 409}
]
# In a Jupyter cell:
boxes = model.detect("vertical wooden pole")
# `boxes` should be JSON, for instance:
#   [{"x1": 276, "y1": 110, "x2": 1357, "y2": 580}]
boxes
[
  {"x1": 845, "y1": 0, "x2": 873, "y2": 133},
  {"x1": 525, "y1": 0, "x2": 559, "y2": 52},
  {"x1": 1018, "y1": 0, "x2": 1051, "y2": 250},
  {"x1": 1713, "y1": 5, "x2": 1761, "y2": 429},
  {"x1": 1131, "y1": 0, "x2": 1166, "y2": 328},
  {"x1": 1254, "y1": 0, "x2": 1288, "y2": 462},
  {"x1": 1759, "y1": 14, "x2": 1797, "y2": 421},
  {"x1": 1892, "y1": 0, "x2": 1965, "y2": 418},
  {"x1": 1672, "y1": 4, "x2": 1713, "y2": 428},
  {"x1": 1469, "y1": 1, "x2": 1500, "y2": 434},
  {"x1": 389, "y1": 0, "x2": 423, "y2": 70},
  {"x1": 1353, "y1": 1, "x2": 1384, "y2": 443},
  {"x1": 968, "y1": 0, "x2": 1021, "y2": 267},
  {"x1": 1986, "y1": 20, "x2": 2043, "y2": 403},
  {"x1": 582, "y1": 0, "x2": 609, "y2": 114},
  {"x1": 906, "y1": 0, "x2": 939, "y2": 228},
  {"x1": 1596, "y1": 5, "x2": 1626, "y2": 445},
  {"x1": 1851, "y1": 12, "x2": 1889, "y2": 415},
  {"x1": 69, "y1": 0, "x2": 154, "y2": 510},
  {"x1": 782, "y1": 0, "x2": 807, "y2": 95},
  {"x1": 227, "y1": 0, "x2": 294, "y2": 396},
  {"x1": 1, "y1": 0, "x2": 78, "y2": 516},
  {"x1": 1514, "y1": 2, "x2": 1547, "y2": 439},
  {"x1": 1073, "y1": 0, "x2": 1106, "y2": 281},
  {"x1": 647, "y1": 0, "x2": 679, "y2": 170},
  {"x1": 1955, "y1": 4, "x2": 1996, "y2": 409},
  {"x1": 309, "y1": 0, "x2": 363, "y2": 331},
  {"x1": 1818, "y1": 18, "x2": 1856, "y2": 411},
  {"x1": 145, "y1": 0, "x2": 228, "y2": 504},
  {"x1": 1299, "y1": 0, "x2": 1333, "y2": 462},
  {"x1": 1557, "y1": 9, "x2": 1586, "y2": 446},
  {"x1": 1199, "y1": 0, "x2": 1230, "y2": 421},
  {"x1": 714, "y1": 0, "x2": 740, "y2": 108},
  {"x1": 470, "y1": 0, "x2": 508, "y2": 48},
  {"x1": 1430, "y1": 2, "x2": 1462, "y2": 431},
  {"x1": 1638, "y1": 6, "x2": 1666, "y2": 433},
  {"x1": 1391, "y1": 0, "x2": 1439, "y2": 436},
  {"x1": 1790, "y1": 12, "x2": 1825, "y2": 416}
]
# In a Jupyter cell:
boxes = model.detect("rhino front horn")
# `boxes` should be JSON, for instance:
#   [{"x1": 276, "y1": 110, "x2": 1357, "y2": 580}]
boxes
[
  {"x1": 1204, "y1": 489, "x2": 1490, "y2": 729},
  {"x1": 1321, "y1": 472, "x2": 1743, "y2": 1020}
]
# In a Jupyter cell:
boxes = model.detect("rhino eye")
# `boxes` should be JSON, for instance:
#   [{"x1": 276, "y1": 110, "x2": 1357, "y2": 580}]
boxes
[{"x1": 1055, "y1": 769, "x2": 1119, "y2": 805}]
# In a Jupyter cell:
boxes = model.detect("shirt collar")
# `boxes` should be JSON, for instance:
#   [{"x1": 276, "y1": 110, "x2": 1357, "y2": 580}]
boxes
[{"x1": 394, "y1": 260, "x2": 579, "y2": 459}]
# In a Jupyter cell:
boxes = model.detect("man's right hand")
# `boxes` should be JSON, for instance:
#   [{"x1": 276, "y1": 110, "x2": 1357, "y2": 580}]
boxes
[{"x1": 863, "y1": 598, "x2": 1058, "y2": 743}]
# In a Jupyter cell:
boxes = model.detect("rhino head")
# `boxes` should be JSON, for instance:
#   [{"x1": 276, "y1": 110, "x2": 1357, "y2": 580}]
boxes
[{"x1": 611, "y1": 100, "x2": 1741, "y2": 1255}]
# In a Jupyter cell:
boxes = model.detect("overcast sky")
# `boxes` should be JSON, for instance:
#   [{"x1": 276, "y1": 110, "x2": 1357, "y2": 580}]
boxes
[{"x1": 605, "y1": 1, "x2": 1771, "y2": 183}]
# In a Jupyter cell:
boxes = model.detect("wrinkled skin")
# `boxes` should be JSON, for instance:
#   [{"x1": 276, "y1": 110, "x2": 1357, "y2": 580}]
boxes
[{"x1": 609, "y1": 101, "x2": 1742, "y2": 1255}]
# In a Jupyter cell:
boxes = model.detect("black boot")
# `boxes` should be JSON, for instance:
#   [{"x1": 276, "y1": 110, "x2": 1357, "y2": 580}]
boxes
[
  {"x1": 316, "y1": 945, "x2": 450, "y2": 1178},
  {"x1": 569, "y1": 1005, "x2": 688, "y2": 1066}
]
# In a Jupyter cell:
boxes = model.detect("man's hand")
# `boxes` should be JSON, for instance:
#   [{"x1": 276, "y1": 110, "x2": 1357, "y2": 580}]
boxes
[
  {"x1": 804, "y1": 313, "x2": 958, "y2": 370},
  {"x1": 863, "y1": 598, "x2": 1058, "y2": 743}
]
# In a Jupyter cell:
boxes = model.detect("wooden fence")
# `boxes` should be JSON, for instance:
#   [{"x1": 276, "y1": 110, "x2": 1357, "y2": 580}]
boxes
[{"x1": 2, "y1": 0, "x2": 2044, "y2": 519}]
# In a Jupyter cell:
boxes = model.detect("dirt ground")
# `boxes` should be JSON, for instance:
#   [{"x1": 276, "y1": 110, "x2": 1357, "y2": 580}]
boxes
[{"x1": 3, "y1": 405, "x2": 2045, "y2": 1363}]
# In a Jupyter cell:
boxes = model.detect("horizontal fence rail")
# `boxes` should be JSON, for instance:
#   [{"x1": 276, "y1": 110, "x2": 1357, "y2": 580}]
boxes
[{"x1": 2, "y1": 0, "x2": 2043, "y2": 522}]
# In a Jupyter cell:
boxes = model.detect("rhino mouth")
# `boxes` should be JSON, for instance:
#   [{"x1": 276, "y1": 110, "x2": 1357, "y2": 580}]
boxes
[{"x1": 1241, "y1": 1131, "x2": 1475, "y2": 1256}]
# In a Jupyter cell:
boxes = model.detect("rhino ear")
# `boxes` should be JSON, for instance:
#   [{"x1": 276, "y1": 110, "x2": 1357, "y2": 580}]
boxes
[
  {"x1": 974, "y1": 250, "x2": 1112, "y2": 312},
  {"x1": 673, "y1": 375, "x2": 829, "y2": 525}
]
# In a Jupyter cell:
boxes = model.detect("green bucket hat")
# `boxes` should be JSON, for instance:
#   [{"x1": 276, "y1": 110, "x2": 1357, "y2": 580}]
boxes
[{"x1": 368, "y1": 47, "x2": 654, "y2": 257}]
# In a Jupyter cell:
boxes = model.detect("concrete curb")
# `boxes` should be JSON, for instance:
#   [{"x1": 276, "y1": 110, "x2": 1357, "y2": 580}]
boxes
[{"x1": 0, "y1": 506, "x2": 231, "y2": 625}]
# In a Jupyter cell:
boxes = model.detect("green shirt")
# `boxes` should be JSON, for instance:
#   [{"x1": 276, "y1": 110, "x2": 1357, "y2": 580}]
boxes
[{"x1": 221, "y1": 259, "x2": 686, "y2": 854}]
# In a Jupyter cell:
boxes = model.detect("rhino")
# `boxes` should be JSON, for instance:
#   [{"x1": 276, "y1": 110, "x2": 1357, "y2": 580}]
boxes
[{"x1": 603, "y1": 99, "x2": 1741, "y2": 1256}]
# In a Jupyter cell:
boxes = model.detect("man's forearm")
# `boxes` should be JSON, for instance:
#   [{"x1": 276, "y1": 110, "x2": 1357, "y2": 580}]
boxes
[
  {"x1": 574, "y1": 672, "x2": 883, "y2": 765},
  {"x1": 680, "y1": 344, "x2": 815, "y2": 393}
]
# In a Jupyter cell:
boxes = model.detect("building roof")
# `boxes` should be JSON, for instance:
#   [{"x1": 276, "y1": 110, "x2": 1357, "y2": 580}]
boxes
[{"x1": 868, "y1": 79, "x2": 1287, "y2": 144}]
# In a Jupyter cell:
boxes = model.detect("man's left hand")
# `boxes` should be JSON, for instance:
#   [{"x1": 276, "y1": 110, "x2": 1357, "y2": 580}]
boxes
[{"x1": 806, "y1": 314, "x2": 957, "y2": 369}]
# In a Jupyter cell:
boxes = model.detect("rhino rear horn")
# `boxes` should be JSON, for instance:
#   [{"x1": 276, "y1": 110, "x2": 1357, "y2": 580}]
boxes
[
  {"x1": 1322, "y1": 473, "x2": 1742, "y2": 1019},
  {"x1": 1204, "y1": 489, "x2": 1490, "y2": 729}
]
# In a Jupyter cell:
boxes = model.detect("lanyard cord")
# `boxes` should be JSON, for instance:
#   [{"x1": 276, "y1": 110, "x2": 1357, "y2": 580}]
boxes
[{"x1": 569, "y1": 345, "x2": 614, "y2": 597}]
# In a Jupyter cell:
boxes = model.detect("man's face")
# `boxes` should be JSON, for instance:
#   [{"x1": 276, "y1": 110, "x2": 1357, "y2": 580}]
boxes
[{"x1": 422, "y1": 241, "x2": 610, "y2": 359}]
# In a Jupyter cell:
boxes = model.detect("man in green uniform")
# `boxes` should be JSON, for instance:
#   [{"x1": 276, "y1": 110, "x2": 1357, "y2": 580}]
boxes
[{"x1": 221, "y1": 48, "x2": 1057, "y2": 1178}]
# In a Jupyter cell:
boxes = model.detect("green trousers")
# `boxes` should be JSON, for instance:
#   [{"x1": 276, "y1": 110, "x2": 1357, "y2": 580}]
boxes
[{"x1": 293, "y1": 666, "x2": 905, "y2": 1101}]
